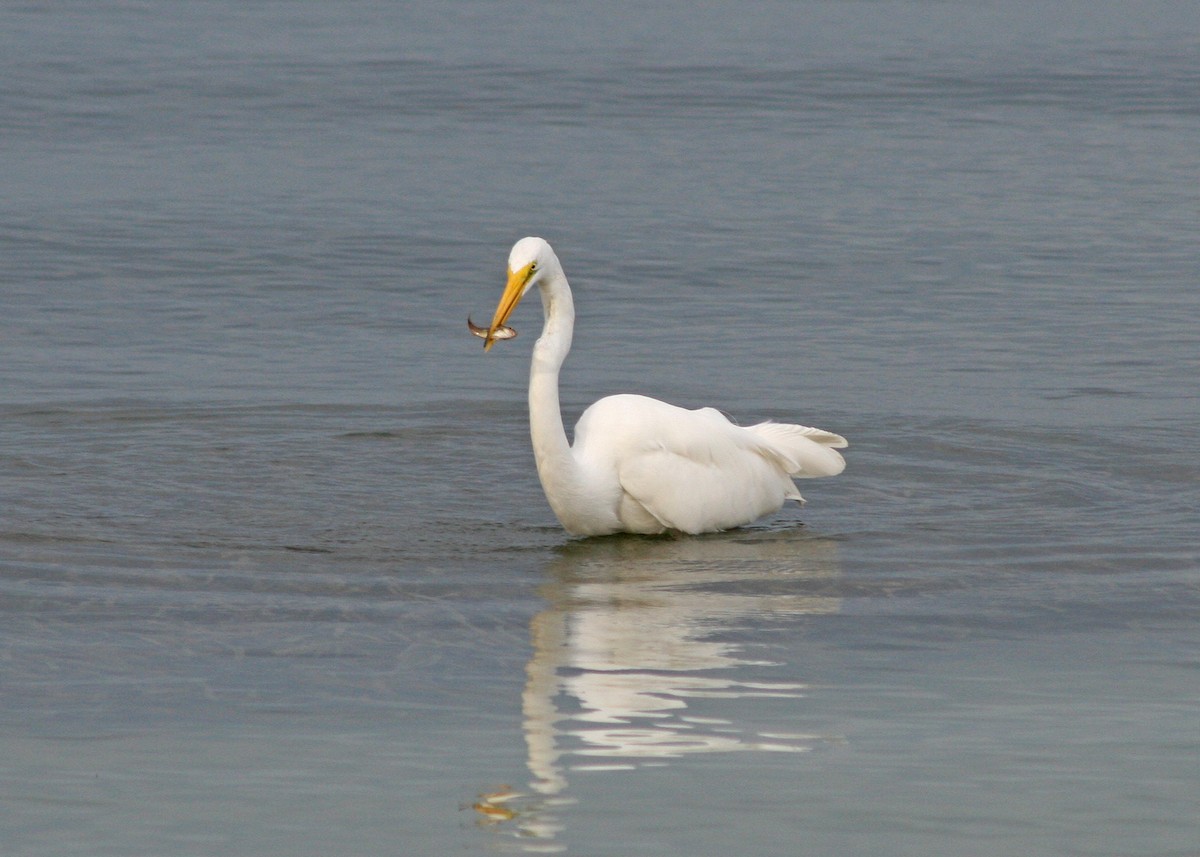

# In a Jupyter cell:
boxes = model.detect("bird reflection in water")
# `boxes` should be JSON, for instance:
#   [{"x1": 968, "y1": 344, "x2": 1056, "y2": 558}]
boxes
[{"x1": 475, "y1": 528, "x2": 842, "y2": 850}]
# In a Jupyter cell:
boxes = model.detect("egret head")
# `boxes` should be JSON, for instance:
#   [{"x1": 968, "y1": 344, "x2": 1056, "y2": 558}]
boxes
[{"x1": 481, "y1": 237, "x2": 557, "y2": 351}]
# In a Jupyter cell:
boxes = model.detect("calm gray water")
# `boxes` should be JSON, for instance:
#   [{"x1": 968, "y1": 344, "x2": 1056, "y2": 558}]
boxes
[{"x1": 2, "y1": 2, "x2": 1198, "y2": 855}]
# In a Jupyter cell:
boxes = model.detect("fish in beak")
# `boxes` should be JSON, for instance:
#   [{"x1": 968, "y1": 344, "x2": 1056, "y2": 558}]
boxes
[{"x1": 469, "y1": 260, "x2": 535, "y2": 350}]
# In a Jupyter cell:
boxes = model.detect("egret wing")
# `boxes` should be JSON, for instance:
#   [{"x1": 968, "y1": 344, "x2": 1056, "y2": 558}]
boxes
[{"x1": 616, "y1": 442, "x2": 796, "y2": 533}]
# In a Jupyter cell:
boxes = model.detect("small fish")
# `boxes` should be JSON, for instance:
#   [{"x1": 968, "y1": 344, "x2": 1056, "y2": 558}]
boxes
[
  {"x1": 470, "y1": 787, "x2": 521, "y2": 822},
  {"x1": 467, "y1": 317, "x2": 517, "y2": 343}
]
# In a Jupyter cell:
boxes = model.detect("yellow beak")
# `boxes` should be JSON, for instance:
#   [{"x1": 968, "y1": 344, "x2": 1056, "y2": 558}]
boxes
[{"x1": 484, "y1": 261, "x2": 534, "y2": 351}]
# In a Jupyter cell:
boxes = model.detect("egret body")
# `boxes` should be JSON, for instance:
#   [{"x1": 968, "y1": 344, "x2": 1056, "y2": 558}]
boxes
[{"x1": 476, "y1": 237, "x2": 847, "y2": 536}]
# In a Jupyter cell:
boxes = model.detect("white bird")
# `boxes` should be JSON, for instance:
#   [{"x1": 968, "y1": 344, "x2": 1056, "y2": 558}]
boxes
[{"x1": 472, "y1": 237, "x2": 847, "y2": 536}]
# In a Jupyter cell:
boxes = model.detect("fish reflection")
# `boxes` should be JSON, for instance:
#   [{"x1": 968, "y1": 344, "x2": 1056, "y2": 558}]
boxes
[{"x1": 480, "y1": 529, "x2": 841, "y2": 849}]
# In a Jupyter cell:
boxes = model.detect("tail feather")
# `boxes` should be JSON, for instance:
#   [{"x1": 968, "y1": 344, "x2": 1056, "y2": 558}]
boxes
[{"x1": 747, "y1": 421, "x2": 848, "y2": 478}]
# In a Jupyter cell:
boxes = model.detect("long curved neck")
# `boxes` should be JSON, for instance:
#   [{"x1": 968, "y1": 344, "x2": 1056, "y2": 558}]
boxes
[{"x1": 528, "y1": 272, "x2": 580, "y2": 498}]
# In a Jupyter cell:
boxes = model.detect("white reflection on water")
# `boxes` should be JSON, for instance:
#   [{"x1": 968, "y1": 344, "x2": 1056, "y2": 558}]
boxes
[{"x1": 479, "y1": 529, "x2": 841, "y2": 849}]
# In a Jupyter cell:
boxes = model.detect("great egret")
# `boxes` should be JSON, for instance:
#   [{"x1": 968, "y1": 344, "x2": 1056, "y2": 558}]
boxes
[{"x1": 472, "y1": 237, "x2": 847, "y2": 536}]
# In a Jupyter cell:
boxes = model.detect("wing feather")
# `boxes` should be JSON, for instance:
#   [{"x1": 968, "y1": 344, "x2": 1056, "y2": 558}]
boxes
[{"x1": 575, "y1": 395, "x2": 839, "y2": 534}]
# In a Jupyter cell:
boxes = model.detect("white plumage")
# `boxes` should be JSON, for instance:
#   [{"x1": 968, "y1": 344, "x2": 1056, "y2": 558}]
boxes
[{"x1": 475, "y1": 237, "x2": 847, "y2": 536}]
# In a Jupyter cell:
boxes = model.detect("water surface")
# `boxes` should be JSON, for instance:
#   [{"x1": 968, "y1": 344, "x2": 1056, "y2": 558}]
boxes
[{"x1": 2, "y1": 2, "x2": 1197, "y2": 855}]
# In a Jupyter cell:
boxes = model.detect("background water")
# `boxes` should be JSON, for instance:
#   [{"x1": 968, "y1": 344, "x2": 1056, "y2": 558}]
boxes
[{"x1": 2, "y1": 1, "x2": 1198, "y2": 855}]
